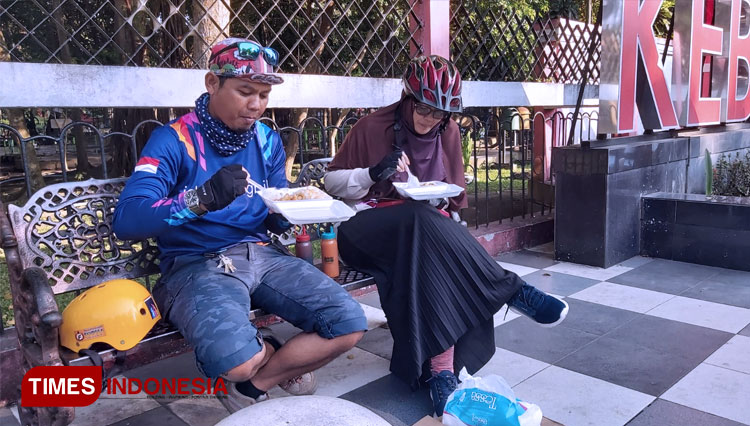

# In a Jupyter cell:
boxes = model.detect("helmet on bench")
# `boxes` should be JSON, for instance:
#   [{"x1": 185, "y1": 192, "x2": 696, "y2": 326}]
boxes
[{"x1": 60, "y1": 279, "x2": 161, "y2": 352}]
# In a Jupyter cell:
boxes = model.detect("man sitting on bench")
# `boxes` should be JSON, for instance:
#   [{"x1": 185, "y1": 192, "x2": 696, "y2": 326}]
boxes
[{"x1": 112, "y1": 38, "x2": 367, "y2": 413}]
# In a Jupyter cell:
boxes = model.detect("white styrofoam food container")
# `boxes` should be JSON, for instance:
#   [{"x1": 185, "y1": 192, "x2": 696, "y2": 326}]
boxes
[
  {"x1": 259, "y1": 187, "x2": 356, "y2": 225},
  {"x1": 392, "y1": 181, "x2": 465, "y2": 201}
]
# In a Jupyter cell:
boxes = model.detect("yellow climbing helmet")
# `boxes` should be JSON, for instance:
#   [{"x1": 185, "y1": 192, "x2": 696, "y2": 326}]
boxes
[{"x1": 60, "y1": 279, "x2": 161, "y2": 352}]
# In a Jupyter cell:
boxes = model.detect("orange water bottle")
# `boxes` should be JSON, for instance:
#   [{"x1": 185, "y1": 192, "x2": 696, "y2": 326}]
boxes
[{"x1": 320, "y1": 227, "x2": 340, "y2": 278}]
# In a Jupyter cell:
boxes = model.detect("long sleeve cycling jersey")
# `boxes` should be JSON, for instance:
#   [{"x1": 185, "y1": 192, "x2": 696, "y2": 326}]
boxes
[{"x1": 113, "y1": 112, "x2": 287, "y2": 273}]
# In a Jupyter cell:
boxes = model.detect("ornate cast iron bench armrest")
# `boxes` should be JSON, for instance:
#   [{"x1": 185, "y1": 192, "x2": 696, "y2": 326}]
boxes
[{"x1": 22, "y1": 267, "x2": 63, "y2": 329}]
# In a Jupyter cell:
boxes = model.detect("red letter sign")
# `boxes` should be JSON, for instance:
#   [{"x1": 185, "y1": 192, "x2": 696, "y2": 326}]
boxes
[
  {"x1": 599, "y1": 0, "x2": 679, "y2": 133},
  {"x1": 717, "y1": 0, "x2": 750, "y2": 122},
  {"x1": 673, "y1": 0, "x2": 725, "y2": 126}
]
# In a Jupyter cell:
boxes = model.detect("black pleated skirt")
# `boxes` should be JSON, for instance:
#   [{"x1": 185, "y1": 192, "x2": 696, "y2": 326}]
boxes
[{"x1": 337, "y1": 201, "x2": 524, "y2": 389}]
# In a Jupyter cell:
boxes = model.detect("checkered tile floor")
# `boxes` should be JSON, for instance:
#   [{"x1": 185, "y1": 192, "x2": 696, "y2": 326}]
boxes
[{"x1": 5, "y1": 243, "x2": 750, "y2": 425}]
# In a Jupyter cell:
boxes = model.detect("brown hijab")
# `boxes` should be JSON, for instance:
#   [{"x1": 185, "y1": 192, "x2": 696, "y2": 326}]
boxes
[{"x1": 329, "y1": 97, "x2": 468, "y2": 211}]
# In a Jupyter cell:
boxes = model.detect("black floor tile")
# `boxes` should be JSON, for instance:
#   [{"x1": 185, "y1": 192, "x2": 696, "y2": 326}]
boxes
[
  {"x1": 557, "y1": 316, "x2": 732, "y2": 396},
  {"x1": 557, "y1": 336, "x2": 700, "y2": 396},
  {"x1": 559, "y1": 298, "x2": 640, "y2": 336},
  {"x1": 626, "y1": 399, "x2": 746, "y2": 426},
  {"x1": 616, "y1": 256, "x2": 655, "y2": 269},
  {"x1": 704, "y1": 269, "x2": 750, "y2": 286},
  {"x1": 604, "y1": 315, "x2": 732, "y2": 357},
  {"x1": 339, "y1": 374, "x2": 432, "y2": 426},
  {"x1": 609, "y1": 259, "x2": 721, "y2": 294},
  {"x1": 493, "y1": 317, "x2": 599, "y2": 364},
  {"x1": 109, "y1": 406, "x2": 189, "y2": 426},
  {"x1": 520, "y1": 270, "x2": 600, "y2": 297},
  {"x1": 681, "y1": 277, "x2": 750, "y2": 308}
]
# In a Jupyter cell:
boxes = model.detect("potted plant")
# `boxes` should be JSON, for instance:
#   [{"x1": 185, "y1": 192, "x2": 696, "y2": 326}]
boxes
[{"x1": 641, "y1": 150, "x2": 750, "y2": 271}]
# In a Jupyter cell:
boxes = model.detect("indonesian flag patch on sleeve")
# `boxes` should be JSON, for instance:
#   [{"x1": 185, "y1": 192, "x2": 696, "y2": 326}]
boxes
[{"x1": 135, "y1": 157, "x2": 160, "y2": 174}]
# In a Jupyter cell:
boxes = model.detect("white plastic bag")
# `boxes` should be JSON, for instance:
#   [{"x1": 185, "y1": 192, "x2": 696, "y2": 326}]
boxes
[{"x1": 442, "y1": 368, "x2": 542, "y2": 426}]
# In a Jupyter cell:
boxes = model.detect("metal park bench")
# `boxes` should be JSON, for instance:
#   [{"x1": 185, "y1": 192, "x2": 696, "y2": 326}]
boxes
[{"x1": 0, "y1": 157, "x2": 375, "y2": 426}]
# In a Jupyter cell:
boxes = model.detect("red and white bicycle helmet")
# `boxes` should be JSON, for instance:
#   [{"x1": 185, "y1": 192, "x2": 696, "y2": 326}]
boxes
[{"x1": 402, "y1": 55, "x2": 463, "y2": 113}]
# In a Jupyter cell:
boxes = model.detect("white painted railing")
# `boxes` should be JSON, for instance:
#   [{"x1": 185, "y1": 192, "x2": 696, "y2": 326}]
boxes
[{"x1": 0, "y1": 62, "x2": 598, "y2": 109}]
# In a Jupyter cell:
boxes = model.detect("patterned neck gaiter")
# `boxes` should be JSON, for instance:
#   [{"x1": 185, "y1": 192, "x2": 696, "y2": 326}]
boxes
[{"x1": 194, "y1": 92, "x2": 255, "y2": 157}]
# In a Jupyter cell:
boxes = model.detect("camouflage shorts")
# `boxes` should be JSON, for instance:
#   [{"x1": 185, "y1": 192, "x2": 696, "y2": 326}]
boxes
[{"x1": 153, "y1": 242, "x2": 367, "y2": 378}]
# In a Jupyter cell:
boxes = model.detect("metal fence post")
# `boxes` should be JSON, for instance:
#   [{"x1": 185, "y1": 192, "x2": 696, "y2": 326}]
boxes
[{"x1": 409, "y1": 0, "x2": 450, "y2": 58}]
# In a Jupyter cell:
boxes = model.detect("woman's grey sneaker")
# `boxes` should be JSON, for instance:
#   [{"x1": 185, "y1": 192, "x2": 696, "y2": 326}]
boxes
[
  {"x1": 427, "y1": 370, "x2": 458, "y2": 417},
  {"x1": 219, "y1": 381, "x2": 269, "y2": 413},
  {"x1": 508, "y1": 283, "x2": 569, "y2": 327}
]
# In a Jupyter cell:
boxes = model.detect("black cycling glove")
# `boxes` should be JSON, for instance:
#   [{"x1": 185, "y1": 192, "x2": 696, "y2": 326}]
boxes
[
  {"x1": 196, "y1": 164, "x2": 248, "y2": 211},
  {"x1": 264, "y1": 213, "x2": 292, "y2": 235},
  {"x1": 369, "y1": 150, "x2": 403, "y2": 182}
]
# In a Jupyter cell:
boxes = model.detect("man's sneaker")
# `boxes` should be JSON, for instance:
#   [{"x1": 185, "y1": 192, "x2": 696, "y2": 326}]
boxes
[
  {"x1": 218, "y1": 381, "x2": 269, "y2": 414},
  {"x1": 257, "y1": 327, "x2": 318, "y2": 395},
  {"x1": 279, "y1": 371, "x2": 318, "y2": 395},
  {"x1": 508, "y1": 283, "x2": 569, "y2": 327},
  {"x1": 427, "y1": 370, "x2": 458, "y2": 416}
]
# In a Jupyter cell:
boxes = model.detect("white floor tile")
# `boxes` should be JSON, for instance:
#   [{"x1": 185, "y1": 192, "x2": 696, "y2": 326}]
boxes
[
  {"x1": 267, "y1": 347, "x2": 390, "y2": 399},
  {"x1": 496, "y1": 261, "x2": 538, "y2": 277},
  {"x1": 544, "y1": 262, "x2": 632, "y2": 282},
  {"x1": 647, "y1": 296, "x2": 750, "y2": 334},
  {"x1": 513, "y1": 366, "x2": 654, "y2": 426},
  {"x1": 69, "y1": 375, "x2": 161, "y2": 426},
  {"x1": 360, "y1": 303, "x2": 388, "y2": 330},
  {"x1": 569, "y1": 282, "x2": 675, "y2": 313},
  {"x1": 474, "y1": 348, "x2": 549, "y2": 387},
  {"x1": 662, "y1": 363, "x2": 750, "y2": 425},
  {"x1": 493, "y1": 308, "x2": 521, "y2": 327},
  {"x1": 704, "y1": 335, "x2": 750, "y2": 374},
  {"x1": 168, "y1": 396, "x2": 230, "y2": 426}
]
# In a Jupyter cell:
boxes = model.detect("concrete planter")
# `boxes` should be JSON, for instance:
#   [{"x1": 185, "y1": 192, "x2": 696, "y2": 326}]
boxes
[{"x1": 641, "y1": 192, "x2": 750, "y2": 271}]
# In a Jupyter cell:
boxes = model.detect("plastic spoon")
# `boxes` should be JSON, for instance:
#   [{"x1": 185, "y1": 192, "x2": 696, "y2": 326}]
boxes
[{"x1": 405, "y1": 167, "x2": 420, "y2": 188}]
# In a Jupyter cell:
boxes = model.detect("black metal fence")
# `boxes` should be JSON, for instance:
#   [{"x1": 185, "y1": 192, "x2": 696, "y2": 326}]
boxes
[
  {"x1": 1, "y1": 109, "x2": 588, "y2": 229},
  {"x1": 1, "y1": 0, "x2": 599, "y2": 82}
]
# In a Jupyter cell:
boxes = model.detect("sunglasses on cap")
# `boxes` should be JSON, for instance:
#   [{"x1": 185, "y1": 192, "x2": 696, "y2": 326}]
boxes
[
  {"x1": 414, "y1": 102, "x2": 450, "y2": 120},
  {"x1": 210, "y1": 41, "x2": 280, "y2": 66}
]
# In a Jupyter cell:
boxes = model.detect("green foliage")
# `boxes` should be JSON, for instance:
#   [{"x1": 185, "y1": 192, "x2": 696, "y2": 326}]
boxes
[
  {"x1": 461, "y1": 132, "x2": 473, "y2": 173},
  {"x1": 705, "y1": 149, "x2": 713, "y2": 196},
  {"x1": 549, "y1": 0, "x2": 580, "y2": 19},
  {"x1": 465, "y1": 167, "x2": 526, "y2": 194},
  {"x1": 0, "y1": 250, "x2": 11, "y2": 328},
  {"x1": 498, "y1": 0, "x2": 551, "y2": 17},
  {"x1": 714, "y1": 152, "x2": 750, "y2": 197},
  {"x1": 654, "y1": 0, "x2": 675, "y2": 39}
]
